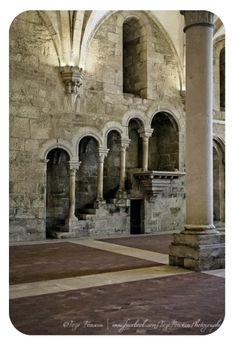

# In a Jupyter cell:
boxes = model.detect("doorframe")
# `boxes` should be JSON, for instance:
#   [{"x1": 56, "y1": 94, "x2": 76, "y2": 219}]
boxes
[{"x1": 130, "y1": 198, "x2": 145, "y2": 234}]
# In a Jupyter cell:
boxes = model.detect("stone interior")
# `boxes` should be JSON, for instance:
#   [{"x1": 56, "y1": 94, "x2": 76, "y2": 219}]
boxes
[
  {"x1": 8, "y1": 10, "x2": 226, "y2": 336},
  {"x1": 9, "y1": 10, "x2": 225, "y2": 269}
]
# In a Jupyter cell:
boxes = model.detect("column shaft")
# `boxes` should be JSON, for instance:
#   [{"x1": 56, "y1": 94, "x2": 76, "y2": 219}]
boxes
[
  {"x1": 169, "y1": 11, "x2": 225, "y2": 271},
  {"x1": 69, "y1": 169, "x2": 76, "y2": 218},
  {"x1": 184, "y1": 12, "x2": 214, "y2": 230},
  {"x1": 142, "y1": 137, "x2": 149, "y2": 172},
  {"x1": 120, "y1": 147, "x2": 126, "y2": 190},
  {"x1": 96, "y1": 148, "x2": 109, "y2": 203},
  {"x1": 97, "y1": 158, "x2": 104, "y2": 201}
]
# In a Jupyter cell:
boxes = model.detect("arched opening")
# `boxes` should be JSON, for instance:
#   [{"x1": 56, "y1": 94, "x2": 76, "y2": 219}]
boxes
[
  {"x1": 126, "y1": 119, "x2": 143, "y2": 170},
  {"x1": 213, "y1": 139, "x2": 225, "y2": 223},
  {"x1": 103, "y1": 130, "x2": 121, "y2": 200},
  {"x1": 77, "y1": 136, "x2": 99, "y2": 212},
  {"x1": 149, "y1": 112, "x2": 179, "y2": 171},
  {"x1": 219, "y1": 47, "x2": 225, "y2": 110},
  {"x1": 123, "y1": 17, "x2": 147, "y2": 98},
  {"x1": 46, "y1": 148, "x2": 70, "y2": 238}
]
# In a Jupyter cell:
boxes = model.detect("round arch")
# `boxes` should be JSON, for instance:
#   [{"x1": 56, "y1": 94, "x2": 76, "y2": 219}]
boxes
[
  {"x1": 39, "y1": 139, "x2": 74, "y2": 161},
  {"x1": 149, "y1": 111, "x2": 180, "y2": 171},
  {"x1": 102, "y1": 121, "x2": 124, "y2": 146},
  {"x1": 122, "y1": 109, "x2": 148, "y2": 134},
  {"x1": 148, "y1": 108, "x2": 182, "y2": 133},
  {"x1": 213, "y1": 136, "x2": 225, "y2": 222},
  {"x1": 73, "y1": 127, "x2": 103, "y2": 158},
  {"x1": 213, "y1": 136, "x2": 225, "y2": 155}
]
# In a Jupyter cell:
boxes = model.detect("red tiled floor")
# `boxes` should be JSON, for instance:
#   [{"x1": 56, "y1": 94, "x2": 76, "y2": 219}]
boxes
[
  {"x1": 9, "y1": 272, "x2": 224, "y2": 335},
  {"x1": 9, "y1": 242, "x2": 159, "y2": 285},
  {"x1": 100, "y1": 234, "x2": 173, "y2": 254}
]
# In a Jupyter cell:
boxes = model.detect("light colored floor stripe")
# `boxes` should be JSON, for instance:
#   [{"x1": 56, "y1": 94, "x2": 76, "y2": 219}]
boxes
[
  {"x1": 9, "y1": 265, "x2": 191, "y2": 300},
  {"x1": 69, "y1": 239, "x2": 169, "y2": 265},
  {"x1": 202, "y1": 269, "x2": 225, "y2": 278}
]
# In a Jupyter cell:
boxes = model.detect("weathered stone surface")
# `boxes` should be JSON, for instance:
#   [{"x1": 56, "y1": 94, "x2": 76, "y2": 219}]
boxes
[
  {"x1": 169, "y1": 232, "x2": 225, "y2": 270},
  {"x1": 9, "y1": 10, "x2": 225, "y2": 242}
]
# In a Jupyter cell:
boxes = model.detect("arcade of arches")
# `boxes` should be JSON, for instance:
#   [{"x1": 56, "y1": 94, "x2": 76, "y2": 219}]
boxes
[{"x1": 9, "y1": 10, "x2": 225, "y2": 271}]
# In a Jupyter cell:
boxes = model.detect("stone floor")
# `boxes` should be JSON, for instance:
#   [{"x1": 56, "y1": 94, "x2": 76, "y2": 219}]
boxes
[{"x1": 9, "y1": 234, "x2": 225, "y2": 335}]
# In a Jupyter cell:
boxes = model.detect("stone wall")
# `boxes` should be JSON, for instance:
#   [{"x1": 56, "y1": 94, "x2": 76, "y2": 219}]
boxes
[
  {"x1": 144, "y1": 179, "x2": 185, "y2": 233},
  {"x1": 9, "y1": 10, "x2": 224, "y2": 241}
]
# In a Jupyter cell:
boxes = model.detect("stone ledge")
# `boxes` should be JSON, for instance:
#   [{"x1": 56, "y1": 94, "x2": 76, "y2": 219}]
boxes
[{"x1": 172, "y1": 232, "x2": 225, "y2": 247}]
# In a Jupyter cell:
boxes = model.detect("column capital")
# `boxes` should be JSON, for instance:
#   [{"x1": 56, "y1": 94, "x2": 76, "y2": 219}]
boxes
[
  {"x1": 96, "y1": 147, "x2": 109, "y2": 162},
  {"x1": 67, "y1": 160, "x2": 81, "y2": 171},
  {"x1": 180, "y1": 11, "x2": 214, "y2": 32},
  {"x1": 119, "y1": 138, "x2": 131, "y2": 149},
  {"x1": 60, "y1": 66, "x2": 84, "y2": 95},
  {"x1": 138, "y1": 129, "x2": 153, "y2": 139}
]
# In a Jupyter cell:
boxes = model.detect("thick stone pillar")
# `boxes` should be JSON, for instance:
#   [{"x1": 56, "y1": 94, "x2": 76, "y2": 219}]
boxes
[
  {"x1": 169, "y1": 11, "x2": 225, "y2": 270},
  {"x1": 65, "y1": 160, "x2": 81, "y2": 232},
  {"x1": 139, "y1": 130, "x2": 153, "y2": 172},
  {"x1": 96, "y1": 147, "x2": 109, "y2": 207},
  {"x1": 119, "y1": 139, "x2": 130, "y2": 191}
]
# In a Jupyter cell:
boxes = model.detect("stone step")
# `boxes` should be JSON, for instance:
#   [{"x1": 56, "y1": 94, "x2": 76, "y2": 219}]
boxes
[
  {"x1": 78, "y1": 213, "x2": 96, "y2": 220},
  {"x1": 83, "y1": 208, "x2": 96, "y2": 215},
  {"x1": 50, "y1": 231, "x2": 75, "y2": 239}
]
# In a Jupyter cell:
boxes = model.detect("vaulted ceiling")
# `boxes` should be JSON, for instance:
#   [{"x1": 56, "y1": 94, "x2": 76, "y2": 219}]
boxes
[{"x1": 38, "y1": 10, "x2": 225, "y2": 70}]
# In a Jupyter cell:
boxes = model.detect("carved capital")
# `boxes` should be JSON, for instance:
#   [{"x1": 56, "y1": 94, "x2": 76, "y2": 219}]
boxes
[
  {"x1": 67, "y1": 160, "x2": 81, "y2": 172},
  {"x1": 138, "y1": 129, "x2": 153, "y2": 139},
  {"x1": 96, "y1": 147, "x2": 109, "y2": 163},
  {"x1": 60, "y1": 66, "x2": 84, "y2": 95},
  {"x1": 119, "y1": 138, "x2": 131, "y2": 150},
  {"x1": 180, "y1": 11, "x2": 214, "y2": 32}
]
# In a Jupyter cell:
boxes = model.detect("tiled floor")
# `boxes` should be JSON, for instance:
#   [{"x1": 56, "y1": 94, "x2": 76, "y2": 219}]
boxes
[
  {"x1": 10, "y1": 242, "x2": 159, "y2": 285},
  {"x1": 9, "y1": 234, "x2": 225, "y2": 335},
  {"x1": 101, "y1": 234, "x2": 173, "y2": 254}
]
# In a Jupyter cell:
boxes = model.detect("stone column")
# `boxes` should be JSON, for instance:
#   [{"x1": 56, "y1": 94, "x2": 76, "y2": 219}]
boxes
[
  {"x1": 139, "y1": 130, "x2": 153, "y2": 172},
  {"x1": 96, "y1": 147, "x2": 109, "y2": 207},
  {"x1": 119, "y1": 139, "x2": 130, "y2": 191},
  {"x1": 65, "y1": 160, "x2": 81, "y2": 232},
  {"x1": 169, "y1": 11, "x2": 225, "y2": 271}
]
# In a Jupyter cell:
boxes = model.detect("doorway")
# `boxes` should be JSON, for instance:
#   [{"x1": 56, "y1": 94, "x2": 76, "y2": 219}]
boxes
[{"x1": 130, "y1": 199, "x2": 144, "y2": 234}]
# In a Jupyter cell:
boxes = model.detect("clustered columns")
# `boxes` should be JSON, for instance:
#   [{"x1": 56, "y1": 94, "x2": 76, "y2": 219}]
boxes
[
  {"x1": 65, "y1": 160, "x2": 81, "y2": 231},
  {"x1": 96, "y1": 147, "x2": 109, "y2": 205},
  {"x1": 119, "y1": 139, "x2": 131, "y2": 192},
  {"x1": 139, "y1": 129, "x2": 153, "y2": 171},
  {"x1": 169, "y1": 11, "x2": 225, "y2": 271}
]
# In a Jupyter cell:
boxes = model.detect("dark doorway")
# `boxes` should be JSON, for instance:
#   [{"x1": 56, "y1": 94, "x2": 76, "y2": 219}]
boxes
[{"x1": 130, "y1": 199, "x2": 144, "y2": 234}]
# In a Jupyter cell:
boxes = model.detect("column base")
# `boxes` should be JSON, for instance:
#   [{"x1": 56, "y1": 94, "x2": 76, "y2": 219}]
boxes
[
  {"x1": 65, "y1": 216, "x2": 79, "y2": 232},
  {"x1": 169, "y1": 230, "x2": 225, "y2": 271},
  {"x1": 94, "y1": 199, "x2": 106, "y2": 209},
  {"x1": 116, "y1": 190, "x2": 128, "y2": 199}
]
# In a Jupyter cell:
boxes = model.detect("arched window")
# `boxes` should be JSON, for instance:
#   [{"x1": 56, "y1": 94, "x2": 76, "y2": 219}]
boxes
[
  {"x1": 126, "y1": 119, "x2": 143, "y2": 169},
  {"x1": 77, "y1": 136, "x2": 99, "y2": 212},
  {"x1": 46, "y1": 148, "x2": 70, "y2": 237},
  {"x1": 219, "y1": 47, "x2": 225, "y2": 110},
  {"x1": 150, "y1": 112, "x2": 179, "y2": 171},
  {"x1": 103, "y1": 130, "x2": 121, "y2": 200},
  {"x1": 213, "y1": 139, "x2": 225, "y2": 222},
  {"x1": 123, "y1": 17, "x2": 147, "y2": 98}
]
